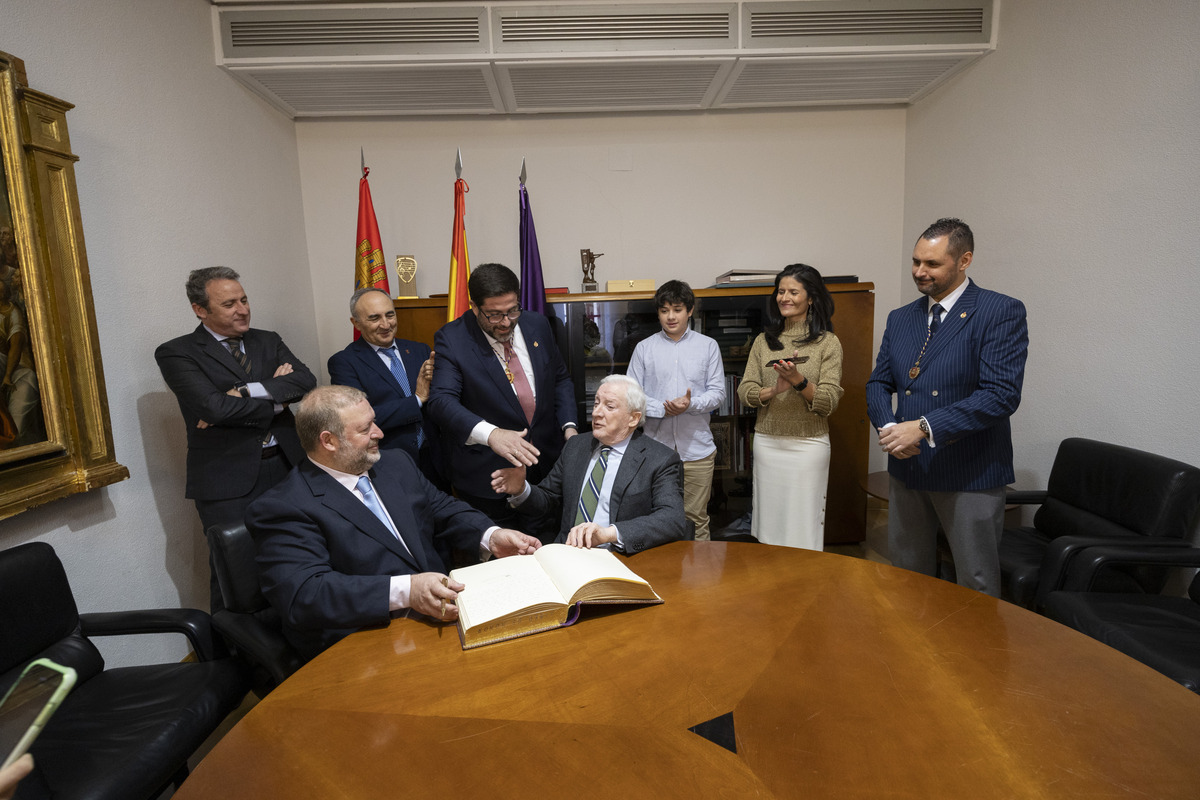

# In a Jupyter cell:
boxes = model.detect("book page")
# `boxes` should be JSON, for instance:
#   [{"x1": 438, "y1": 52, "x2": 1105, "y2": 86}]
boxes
[
  {"x1": 533, "y1": 544, "x2": 651, "y2": 604},
  {"x1": 450, "y1": 555, "x2": 566, "y2": 630}
]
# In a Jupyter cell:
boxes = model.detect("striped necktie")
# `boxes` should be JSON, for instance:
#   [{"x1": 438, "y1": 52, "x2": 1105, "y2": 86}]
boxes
[
  {"x1": 224, "y1": 337, "x2": 252, "y2": 374},
  {"x1": 575, "y1": 446, "x2": 613, "y2": 525}
]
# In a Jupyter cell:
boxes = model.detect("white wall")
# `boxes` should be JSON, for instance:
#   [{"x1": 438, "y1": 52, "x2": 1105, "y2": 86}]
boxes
[
  {"x1": 2, "y1": 0, "x2": 316, "y2": 665},
  {"x1": 903, "y1": 0, "x2": 1200, "y2": 487},
  {"x1": 295, "y1": 110, "x2": 907, "y2": 379}
]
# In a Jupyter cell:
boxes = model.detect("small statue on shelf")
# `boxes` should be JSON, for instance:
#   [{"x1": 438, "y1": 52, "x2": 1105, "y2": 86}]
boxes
[{"x1": 580, "y1": 249, "x2": 602, "y2": 293}]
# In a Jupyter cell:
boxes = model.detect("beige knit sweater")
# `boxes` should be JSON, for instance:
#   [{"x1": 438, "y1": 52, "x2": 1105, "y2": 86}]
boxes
[{"x1": 737, "y1": 327, "x2": 844, "y2": 439}]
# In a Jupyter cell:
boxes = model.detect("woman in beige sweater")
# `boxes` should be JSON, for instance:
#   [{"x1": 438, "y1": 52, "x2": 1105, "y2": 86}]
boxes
[{"x1": 737, "y1": 264, "x2": 844, "y2": 550}]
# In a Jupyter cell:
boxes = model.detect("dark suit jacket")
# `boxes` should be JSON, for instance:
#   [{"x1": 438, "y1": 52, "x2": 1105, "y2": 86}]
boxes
[
  {"x1": 155, "y1": 324, "x2": 316, "y2": 501},
  {"x1": 866, "y1": 280, "x2": 1028, "y2": 492},
  {"x1": 327, "y1": 336, "x2": 431, "y2": 460},
  {"x1": 427, "y1": 310, "x2": 577, "y2": 498},
  {"x1": 245, "y1": 451, "x2": 494, "y2": 660},
  {"x1": 519, "y1": 430, "x2": 687, "y2": 553}
]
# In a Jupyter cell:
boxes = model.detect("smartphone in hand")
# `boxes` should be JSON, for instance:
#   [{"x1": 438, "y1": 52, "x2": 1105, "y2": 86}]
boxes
[{"x1": 0, "y1": 659, "x2": 77, "y2": 770}]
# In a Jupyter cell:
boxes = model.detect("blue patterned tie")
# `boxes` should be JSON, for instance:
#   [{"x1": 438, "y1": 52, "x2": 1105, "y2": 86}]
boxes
[
  {"x1": 929, "y1": 303, "x2": 944, "y2": 336},
  {"x1": 575, "y1": 446, "x2": 613, "y2": 525},
  {"x1": 356, "y1": 476, "x2": 412, "y2": 556},
  {"x1": 382, "y1": 347, "x2": 423, "y2": 448}
]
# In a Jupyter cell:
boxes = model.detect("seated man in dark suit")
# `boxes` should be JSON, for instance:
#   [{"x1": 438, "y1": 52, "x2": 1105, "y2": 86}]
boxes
[
  {"x1": 327, "y1": 287, "x2": 443, "y2": 486},
  {"x1": 246, "y1": 385, "x2": 541, "y2": 660},
  {"x1": 490, "y1": 374, "x2": 688, "y2": 553}
]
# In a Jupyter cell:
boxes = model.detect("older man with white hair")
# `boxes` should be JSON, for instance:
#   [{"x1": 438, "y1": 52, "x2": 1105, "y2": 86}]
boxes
[{"x1": 491, "y1": 374, "x2": 688, "y2": 553}]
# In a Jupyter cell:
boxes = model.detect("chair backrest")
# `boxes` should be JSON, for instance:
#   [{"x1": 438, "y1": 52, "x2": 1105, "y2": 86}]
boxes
[
  {"x1": 1037, "y1": 438, "x2": 1200, "y2": 542},
  {"x1": 205, "y1": 522, "x2": 270, "y2": 614},
  {"x1": 0, "y1": 542, "x2": 104, "y2": 689}
]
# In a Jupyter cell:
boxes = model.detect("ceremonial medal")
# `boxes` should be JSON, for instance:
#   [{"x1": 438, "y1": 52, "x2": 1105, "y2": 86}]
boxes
[{"x1": 909, "y1": 366, "x2": 920, "y2": 379}]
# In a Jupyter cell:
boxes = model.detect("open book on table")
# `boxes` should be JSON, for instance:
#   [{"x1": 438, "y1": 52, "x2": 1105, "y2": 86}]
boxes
[{"x1": 448, "y1": 544, "x2": 662, "y2": 650}]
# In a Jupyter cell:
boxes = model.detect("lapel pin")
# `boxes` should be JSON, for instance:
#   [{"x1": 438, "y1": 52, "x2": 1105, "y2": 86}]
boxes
[
  {"x1": 533, "y1": 341, "x2": 539, "y2": 348},
  {"x1": 960, "y1": 312, "x2": 967, "y2": 318}
]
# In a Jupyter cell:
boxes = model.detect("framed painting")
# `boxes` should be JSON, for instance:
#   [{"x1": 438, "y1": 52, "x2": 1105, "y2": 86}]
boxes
[{"x1": 0, "y1": 52, "x2": 126, "y2": 520}]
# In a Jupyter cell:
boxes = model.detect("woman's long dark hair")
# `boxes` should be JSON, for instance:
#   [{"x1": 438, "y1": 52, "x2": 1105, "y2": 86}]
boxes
[{"x1": 764, "y1": 263, "x2": 835, "y2": 350}]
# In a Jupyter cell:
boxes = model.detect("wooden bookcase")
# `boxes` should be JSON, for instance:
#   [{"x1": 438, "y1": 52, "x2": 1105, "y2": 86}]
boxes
[{"x1": 396, "y1": 282, "x2": 874, "y2": 544}]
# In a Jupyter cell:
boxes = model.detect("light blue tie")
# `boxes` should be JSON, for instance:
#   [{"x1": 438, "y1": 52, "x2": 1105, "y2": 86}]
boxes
[
  {"x1": 356, "y1": 476, "x2": 411, "y2": 556},
  {"x1": 382, "y1": 347, "x2": 423, "y2": 448}
]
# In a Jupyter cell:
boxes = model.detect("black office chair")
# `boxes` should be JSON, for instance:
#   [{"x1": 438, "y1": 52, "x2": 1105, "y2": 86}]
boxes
[
  {"x1": 1044, "y1": 544, "x2": 1200, "y2": 693},
  {"x1": 999, "y1": 438, "x2": 1200, "y2": 609},
  {"x1": 0, "y1": 542, "x2": 248, "y2": 800},
  {"x1": 206, "y1": 522, "x2": 304, "y2": 694}
]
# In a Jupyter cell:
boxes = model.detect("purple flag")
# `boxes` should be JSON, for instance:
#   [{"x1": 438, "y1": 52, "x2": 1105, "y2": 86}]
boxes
[{"x1": 519, "y1": 181, "x2": 546, "y2": 314}]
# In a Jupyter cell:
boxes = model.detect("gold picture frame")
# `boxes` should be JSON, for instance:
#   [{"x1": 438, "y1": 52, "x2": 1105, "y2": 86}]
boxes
[{"x1": 0, "y1": 52, "x2": 126, "y2": 520}]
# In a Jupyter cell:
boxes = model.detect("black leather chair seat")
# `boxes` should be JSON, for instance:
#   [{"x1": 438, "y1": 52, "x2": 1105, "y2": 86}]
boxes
[
  {"x1": 21, "y1": 661, "x2": 246, "y2": 800},
  {"x1": 998, "y1": 438, "x2": 1200, "y2": 609},
  {"x1": 0, "y1": 542, "x2": 249, "y2": 800},
  {"x1": 1044, "y1": 592, "x2": 1200, "y2": 692}
]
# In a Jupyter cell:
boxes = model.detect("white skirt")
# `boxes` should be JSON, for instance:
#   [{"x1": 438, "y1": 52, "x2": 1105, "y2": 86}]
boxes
[{"x1": 751, "y1": 432, "x2": 831, "y2": 551}]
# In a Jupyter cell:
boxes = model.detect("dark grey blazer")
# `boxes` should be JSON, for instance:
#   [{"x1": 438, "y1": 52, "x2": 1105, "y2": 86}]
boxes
[
  {"x1": 520, "y1": 430, "x2": 688, "y2": 553},
  {"x1": 155, "y1": 324, "x2": 316, "y2": 501}
]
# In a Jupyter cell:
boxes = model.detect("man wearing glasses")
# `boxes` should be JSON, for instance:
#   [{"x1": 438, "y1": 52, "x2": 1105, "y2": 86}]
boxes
[{"x1": 428, "y1": 263, "x2": 577, "y2": 548}]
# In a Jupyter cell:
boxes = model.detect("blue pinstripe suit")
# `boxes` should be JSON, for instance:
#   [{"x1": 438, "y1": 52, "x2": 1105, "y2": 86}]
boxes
[
  {"x1": 866, "y1": 279, "x2": 1028, "y2": 593},
  {"x1": 867, "y1": 279, "x2": 1028, "y2": 491}
]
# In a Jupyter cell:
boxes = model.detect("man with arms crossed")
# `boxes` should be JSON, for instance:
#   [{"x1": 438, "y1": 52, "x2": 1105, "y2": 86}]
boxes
[
  {"x1": 866, "y1": 218, "x2": 1028, "y2": 596},
  {"x1": 491, "y1": 374, "x2": 688, "y2": 554},
  {"x1": 155, "y1": 266, "x2": 316, "y2": 612},
  {"x1": 626, "y1": 280, "x2": 725, "y2": 541},
  {"x1": 427, "y1": 263, "x2": 577, "y2": 536},
  {"x1": 328, "y1": 287, "x2": 442, "y2": 485},
  {"x1": 246, "y1": 386, "x2": 541, "y2": 661}
]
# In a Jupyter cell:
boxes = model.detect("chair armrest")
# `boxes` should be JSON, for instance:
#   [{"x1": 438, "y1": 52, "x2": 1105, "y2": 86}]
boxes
[
  {"x1": 1005, "y1": 489, "x2": 1048, "y2": 505},
  {"x1": 1033, "y1": 535, "x2": 1188, "y2": 609},
  {"x1": 1059, "y1": 544, "x2": 1200, "y2": 593},
  {"x1": 212, "y1": 612, "x2": 304, "y2": 687},
  {"x1": 79, "y1": 608, "x2": 229, "y2": 662}
]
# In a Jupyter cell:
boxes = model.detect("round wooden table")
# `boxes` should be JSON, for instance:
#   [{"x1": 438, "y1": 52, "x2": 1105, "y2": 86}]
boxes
[{"x1": 177, "y1": 542, "x2": 1200, "y2": 798}]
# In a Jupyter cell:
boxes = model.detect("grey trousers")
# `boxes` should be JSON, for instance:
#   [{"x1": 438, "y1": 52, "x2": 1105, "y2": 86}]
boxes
[{"x1": 887, "y1": 475, "x2": 1006, "y2": 597}]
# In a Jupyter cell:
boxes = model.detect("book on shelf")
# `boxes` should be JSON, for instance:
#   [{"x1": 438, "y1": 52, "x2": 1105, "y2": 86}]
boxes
[
  {"x1": 713, "y1": 269, "x2": 777, "y2": 284},
  {"x1": 448, "y1": 544, "x2": 662, "y2": 650}
]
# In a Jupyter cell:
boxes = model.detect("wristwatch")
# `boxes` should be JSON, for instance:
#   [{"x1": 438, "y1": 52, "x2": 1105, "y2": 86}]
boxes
[
  {"x1": 237, "y1": 384, "x2": 250, "y2": 399},
  {"x1": 918, "y1": 417, "x2": 931, "y2": 438},
  {"x1": 794, "y1": 376, "x2": 809, "y2": 392}
]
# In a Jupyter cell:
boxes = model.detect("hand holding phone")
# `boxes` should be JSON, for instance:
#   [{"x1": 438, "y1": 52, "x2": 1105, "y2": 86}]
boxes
[{"x1": 0, "y1": 659, "x2": 76, "y2": 771}]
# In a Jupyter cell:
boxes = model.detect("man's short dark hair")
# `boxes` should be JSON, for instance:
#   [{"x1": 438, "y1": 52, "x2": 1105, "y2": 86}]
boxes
[
  {"x1": 467, "y1": 263, "x2": 520, "y2": 307},
  {"x1": 919, "y1": 218, "x2": 974, "y2": 262},
  {"x1": 654, "y1": 280, "x2": 695, "y2": 312},
  {"x1": 186, "y1": 266, "x2": 240, "y2": 309}
]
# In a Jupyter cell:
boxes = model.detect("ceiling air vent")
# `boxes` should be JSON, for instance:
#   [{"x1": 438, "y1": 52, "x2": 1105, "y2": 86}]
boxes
[
  {"x1": 220, "y1": 7, "x2": 488, "y2": 57},
  {"x1": 498, "y1": 59, "x2": 732, "y2": 112},
  {"x1": 718, "y1": 54, "x2": 968, "y2": 106},
  {"x1": 212, "y1": 0, "x2": 996, "y2": 118},
  {"x1": 494, "y1": 5, "x2": 736, "y2": 53},
  {"x1": 239, "y1": 65, "x2": 502, "y2": 117},
  {"x1": 745, "y1": 1, "x2": 991, "y2": 47}
]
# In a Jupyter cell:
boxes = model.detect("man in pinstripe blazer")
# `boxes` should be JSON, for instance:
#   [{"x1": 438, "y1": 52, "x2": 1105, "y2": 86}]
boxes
[{"x1": 866, "y1": 219, "x2": 1028, "y2": 596}]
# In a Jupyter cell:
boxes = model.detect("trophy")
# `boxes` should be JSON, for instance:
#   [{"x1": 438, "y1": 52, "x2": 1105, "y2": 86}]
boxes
[
  {"x1": 580, "y1": 249, "x2": 602, "y2": 293},
  {"x1": 395, "y1": 255, "x2": 418, "y2": 299}
]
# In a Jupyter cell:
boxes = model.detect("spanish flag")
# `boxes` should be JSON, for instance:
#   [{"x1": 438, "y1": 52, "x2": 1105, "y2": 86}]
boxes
[{"x1": 447, "y1": 177, "x2": 471, "y2": 322}]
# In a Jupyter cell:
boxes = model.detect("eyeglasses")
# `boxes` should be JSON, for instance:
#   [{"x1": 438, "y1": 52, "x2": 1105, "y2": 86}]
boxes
[{"x1": 480, "y1": 306, "x2": 522, "y2": 324}]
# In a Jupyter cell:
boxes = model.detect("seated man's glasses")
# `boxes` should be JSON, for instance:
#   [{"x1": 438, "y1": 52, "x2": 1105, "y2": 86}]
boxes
[{"x1": 481, "y1": 306, "x2": 523, "y2": 323}]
